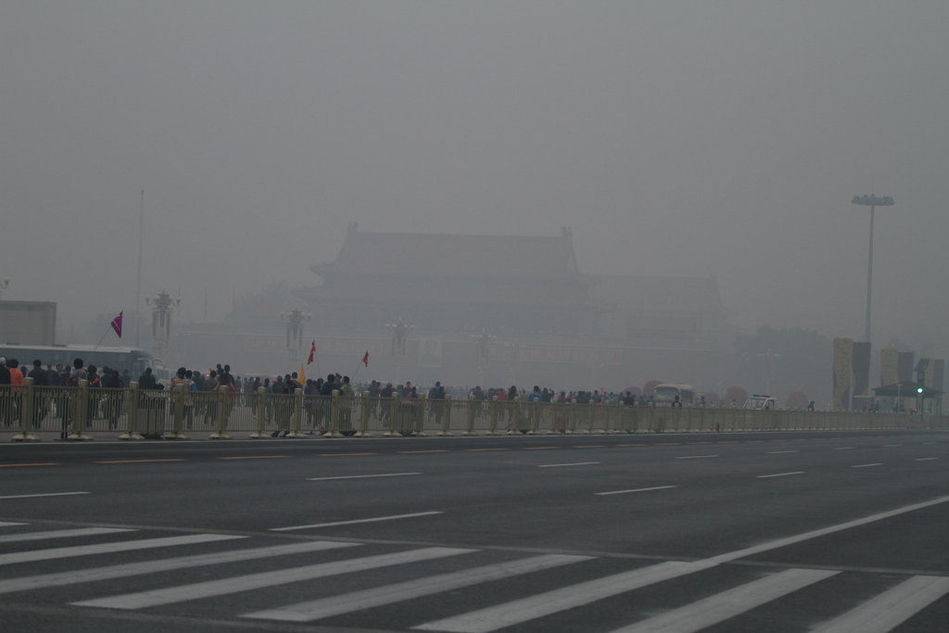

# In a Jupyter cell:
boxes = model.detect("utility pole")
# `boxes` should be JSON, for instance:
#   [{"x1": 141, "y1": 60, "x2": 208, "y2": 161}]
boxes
[{"x1": 851, "y1": 194, "x2": 894, "y2": 344}]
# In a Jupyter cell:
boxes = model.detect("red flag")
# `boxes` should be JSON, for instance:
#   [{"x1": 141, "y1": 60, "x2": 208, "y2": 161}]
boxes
[
  {"x1": 362, "y1": 351, "x2": 369, "y2": 367},
  {"x1": 307, "y1": 340, "x2": 317, "y2": 365},
  {"x1": 110, "y1": 311, "x2": 123, "y2": 338}
]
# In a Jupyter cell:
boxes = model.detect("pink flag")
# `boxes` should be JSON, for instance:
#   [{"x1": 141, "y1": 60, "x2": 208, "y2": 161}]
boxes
[{"x1": 110, "y1": 311, "x2": 123, "y2": 338}]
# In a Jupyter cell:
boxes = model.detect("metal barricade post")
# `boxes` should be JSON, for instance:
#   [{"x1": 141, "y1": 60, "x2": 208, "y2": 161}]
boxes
[
  {"x1": 209, "y1": 385, "x2": 231, "y2": 439},
  {"x1": 119, "y1": 382, "x2": 144, "y2": 440},
  {"x1": 165, "y1": 383, "x2": 188, "y2": 440},
  {"x1": 437, "y1": 395, "x2": 452, "y2": 436},
  {"x1": 11, "y1": 378, "x2": 37, "y2": 442},
  {"x1": 464, "y1": 395, "x2": 477, "y2": 436},
  {"x1": 67, "y1": 379, "x2": 93, "y2": 441},
  {"x1": 288, "y1": 388, "x2": 305, "y2": 438},
  {"x1": 250, "y1": 386, "x2": 267, "y2": 438},
  {"x1": 355, "y1": 392, "x2": 371, "y2": 437},
  {"x1": 384, "y1": 394, "x2": 399, "y2": 436},
  {"x1": 413, "y1": 394, "x2": 427, "y2": 436},
  {"x1": 325, "y1": 390, "x2": 341, "y2": 437}
]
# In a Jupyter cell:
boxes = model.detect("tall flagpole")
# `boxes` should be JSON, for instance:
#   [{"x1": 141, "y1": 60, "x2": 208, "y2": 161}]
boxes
[{"x1": 135, "y1": 189, "x2": 144, "y2": 347}]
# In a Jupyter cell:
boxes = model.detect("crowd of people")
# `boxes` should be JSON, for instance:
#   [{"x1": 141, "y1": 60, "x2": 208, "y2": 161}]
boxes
[{"x1": 1, "y1": 355, "x2": 680, "y2": 410}]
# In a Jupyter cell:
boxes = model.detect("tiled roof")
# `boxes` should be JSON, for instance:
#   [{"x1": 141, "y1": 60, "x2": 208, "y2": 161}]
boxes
[{"x1": 313, "y1": 226, "x2": 581, "y2": 280}]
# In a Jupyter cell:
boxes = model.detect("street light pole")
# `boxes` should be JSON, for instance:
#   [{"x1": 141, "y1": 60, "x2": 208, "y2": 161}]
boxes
[{"x1": 851, "y1": 194, "x2": 894, "y2": 343}]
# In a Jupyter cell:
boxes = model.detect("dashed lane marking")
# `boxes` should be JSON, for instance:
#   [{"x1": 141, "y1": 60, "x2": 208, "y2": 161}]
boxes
[
  {"x1": 315, "y1": 452, "x2": 377, "y2": 457},
  {"x1": 537, "y1": 462, "x2": 600, "y2": 468},
  {"x1": 767, "y1": 450, "x2": 799, "y2": 454},
  {"x1": 675, "y1": 455, "x2": 719, "y2": 460},
  {"x1": 217, "y1": 455, "x2": 289, "y2": 460},
  {"x1": 467, "y1": 448, "x2": 510, "y2": 452},
  {"x1": 757, "y1": 471, "x2": 806, "y2": 479},
  {"x1": 270, "y1": 510, "x2": 444, "y2": 532},
  {"x1": 94, "y1": 459, "x2": 186, "y2": 464},
  {"x1": 915, "y1": 457, "x2": 938, "y2": 461},
  {"x1": 0, "y1": 462, "x2": 58, "y2": 468},
  {"x1": 596, "y1": 485, "x2": 677, "y2": 496},
  {"x1": 851, "y1": 463, "x2": 884, "y2": 468},
  {"x1": 306, "y1": 472, "x2": 421, "y2": 481},
  {"x1": 0, "y1": 491, "x2": 90, "y2": 500},
  {"x1": 398, "y1": 450, "x2": 449, "y2": 454}
]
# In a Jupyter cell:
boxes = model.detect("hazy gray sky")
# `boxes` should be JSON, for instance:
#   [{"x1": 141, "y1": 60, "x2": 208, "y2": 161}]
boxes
[{"x1": 2, "y1": 1, "x2": 947, "y2": 353}]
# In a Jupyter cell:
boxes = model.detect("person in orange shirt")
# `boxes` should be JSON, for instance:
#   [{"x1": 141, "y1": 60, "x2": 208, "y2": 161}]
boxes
[{"x1": 8, "y1": 359, "x2": 24, "y2": 387}]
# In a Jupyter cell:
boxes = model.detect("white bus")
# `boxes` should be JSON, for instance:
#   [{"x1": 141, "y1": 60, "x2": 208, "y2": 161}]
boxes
[
  {"x1": 653, "y1": 383, "x2": 696, "y2": 407},
  {"x1": 0, "y1": 343, "x2": 156, "y2": 379}
]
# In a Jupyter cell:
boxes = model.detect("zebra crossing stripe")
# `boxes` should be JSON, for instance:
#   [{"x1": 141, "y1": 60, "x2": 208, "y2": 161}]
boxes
[
  {"x1": 0, "y1": 533, "x2": 241, "y2": 566},
  {"x1": 0, "y1": 539, "x2": 356, "y2": 595},
  {"x1": 73, "y1": 546, "x2": 476, "y2": 610},
  {"x1": 414, "y1": 560, "x2": 715, "y2": 633},
  {"x1": 244, "y1": 553, "x2": 592, "y2": 622},
  {"x1": 810, "y1": 575, "x2": 949, "y2": 633},
  {"x1": 607, "y1": 568, "x2": 838, "y2": 633},
  {"x1": 0, "y1": 527, "x2": 132, "y2": 544}
]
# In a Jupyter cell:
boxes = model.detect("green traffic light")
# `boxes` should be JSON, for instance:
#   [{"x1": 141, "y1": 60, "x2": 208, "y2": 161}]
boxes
[{"x1": 916, "y1": 387, "x2": 924, "y2": 394}]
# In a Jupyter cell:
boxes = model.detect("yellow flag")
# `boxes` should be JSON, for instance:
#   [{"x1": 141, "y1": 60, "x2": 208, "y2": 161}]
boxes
[{"x1": 299, "y1": 365, "x2": 306, "y2": 386}]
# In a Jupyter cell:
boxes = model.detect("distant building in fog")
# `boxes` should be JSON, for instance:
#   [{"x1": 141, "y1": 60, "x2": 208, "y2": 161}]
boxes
[
  {"x1": 0, "y1": 300, "x2": 57, "y2": 346},
  {"x1": 299, "y1": 223, "x2": 599, "y2": 337},
  {"x1": 174, "y1": 224, "x2": 735, "y2": 388}
]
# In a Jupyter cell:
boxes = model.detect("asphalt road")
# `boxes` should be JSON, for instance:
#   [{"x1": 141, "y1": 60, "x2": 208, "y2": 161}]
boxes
[{"x1": 0, "y1": 430, "x2": 947, "y2": 632}]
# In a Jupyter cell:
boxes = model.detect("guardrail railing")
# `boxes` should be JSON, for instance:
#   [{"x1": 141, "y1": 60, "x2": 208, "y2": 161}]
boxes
[{"x1": 1, "y1": 380, "x2": 944, "y2": 441}]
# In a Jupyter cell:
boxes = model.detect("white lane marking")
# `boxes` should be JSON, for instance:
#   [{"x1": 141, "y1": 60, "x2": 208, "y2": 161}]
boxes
[
  {"x1": 245, "y1": 554, "x2": 591, "y2": 622},
  {"x1": 915, "y1": 457, "x2": 938, "y2": 461},
  {"x1": 811, "y1": 575, "x2": 949, "y2": 633},
  {"x1": 537, "y1": 462, "x2": 600, "y2": 468},
  {"x1": 767, "y1": 450, "x2": 799, "y2": 454},
  {"x1": 757, "y1": 471, "x2": 806, "y2": 479},
  {"x1": 0, "y1": 534, "x2": 241, "y2": 566},
  {"x1": 596, "y1": 486, "x2": 677, "y2": 496},
  {"x1": 883, "y1": 444, "x2": 902, "y2": 448},
  {"x1": 0, "y1": 527, "x2": 131, "y2": 544},
  {"x1": 851, "y1": 463, "x2": 884, "y2": 468},
  {"x1": 675, "y1": 455, "x2": 719, "y2": 460},
  {"x1": 609, "y1": 568, "x2": 838, "y2": 633},
  {"x1": 270, "y1": 510, "x2": 443, "y2": 532},
  {"x1": 0, "y1": 540, "x2": 352, "y2": 595},
  {"x1": 306, "y1": 472, "x2": 421, "y2": 481},
  {"x1": 414, "y1": 561, "x2": 712, "y2": 633},
  {"x1": 416, "y1": 494, "x2": 949, "y2": 632},
  {"x1": 835, "y1": 447, "x2": 856, "y2": 451},
  {"x1": 74, "y1": 547, "x2": 474, "y2": 610},
  {"x1": 0, "y1": 491, "x2": 91, "y2": 500},
  {"x1": 0, "y1": 522, "x2": 26, "y2": 527}
]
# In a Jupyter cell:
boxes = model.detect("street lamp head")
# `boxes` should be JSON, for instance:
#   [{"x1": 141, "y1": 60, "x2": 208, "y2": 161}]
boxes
[{"x1": 852, "y1": 194, "x2": 894, "y2": 207}]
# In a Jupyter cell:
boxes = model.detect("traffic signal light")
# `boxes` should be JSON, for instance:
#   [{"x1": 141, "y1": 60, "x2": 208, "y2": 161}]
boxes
[{"x1": 916, "y1": 386, "x2": 924, "y2": 395}]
